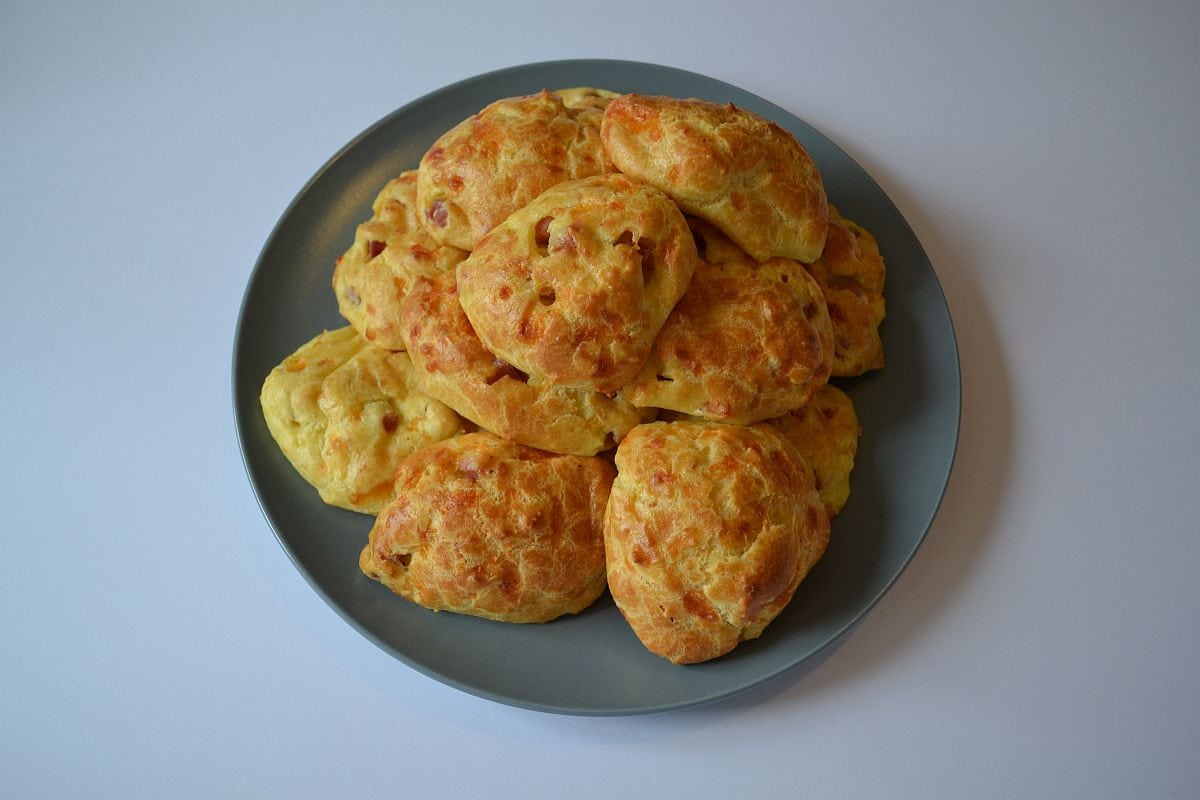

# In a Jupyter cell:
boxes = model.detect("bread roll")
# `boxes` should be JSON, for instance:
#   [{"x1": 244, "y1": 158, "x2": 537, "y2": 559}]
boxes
[
  {"x1": 604, "y1": 421, "x2": 830, "y2": 663},
  {"x1": 361, "y1": 432, "x2": 614, "y2": 623}
]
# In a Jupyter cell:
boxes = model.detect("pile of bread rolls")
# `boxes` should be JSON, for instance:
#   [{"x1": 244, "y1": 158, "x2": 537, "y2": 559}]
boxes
[{"x1": 261, "y1": 88, "x2": 885, "y2": 664}]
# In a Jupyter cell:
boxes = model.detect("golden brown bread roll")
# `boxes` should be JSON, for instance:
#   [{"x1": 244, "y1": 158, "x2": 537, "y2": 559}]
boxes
[
  {"x1": 399, "y1": 269, "x2": 644, "y2": 455},
  {"x1": 456, "y1": 174, "x2": 699, "y2": 393},
  {"x1": 805, "y1": 209, "x2": 887, "y2": 376},
  {"x1": 417, "y1": 90, "x2": 613, "y2": 250},
  {"x1": 260, "y1": 328, "x2": 466, "y2": 513},
  {"x1": 601, "y1": 94, "x2": 829, "y2": 263},
  {"x1": 360, "y1": 432, "x2": 614, "y2": 623},
  {"x1": 604, "y1": 421, "x2": 830, "y2": 663},
  {"x1": 333, "y1": 171, "x2": 467, "y2": 350},
  {"x1": 766, "y1": 383, "x2": 861, "y2": 517},
  {"x1": 623, "y1": 254, "x2": 834, "y2": 425}
]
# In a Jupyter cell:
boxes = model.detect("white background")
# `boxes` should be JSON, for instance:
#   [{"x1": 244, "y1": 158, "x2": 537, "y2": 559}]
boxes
[{"x1": 4, "y1": 1, "x2": 1198, "y2": 796}]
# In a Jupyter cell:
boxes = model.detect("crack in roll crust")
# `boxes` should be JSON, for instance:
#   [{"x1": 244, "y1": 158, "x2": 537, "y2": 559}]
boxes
[
  {"x1": 456, "y1": 174, "x2": 699, "y2": 393},
  {"x1": 360, "y1": 433, "x2": 614, "y2": 623},
  {"x1": 417, "y1": 90, "x2": 615, "y2": 251},
  {"x1": 554, "y1": 86, "x2": 621, "y2": 113},
  {"x1": 624, "y1": 253, "x2": 834, "y2": 425},
  {"x1": 333, "y1": 171, "x2": 467, "y2": 351},
  {"x1": 399, "y1": 270, "x2": 643, "y2": 455},
  {"x1": 766, "y1": 384, "x2": 861, "y2": 517},
  {"x1": 604, "y1": 421, "x2": 830, "y2": 664},
  {"x1": 601, "y1": 94, "x2": 829, "y2": 263},
  {"x1": 260, "y1": 327, "x2": 466, "y2": 513}
]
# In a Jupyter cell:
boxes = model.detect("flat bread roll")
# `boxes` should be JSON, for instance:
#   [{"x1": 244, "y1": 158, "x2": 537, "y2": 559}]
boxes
[
  {"x1": 333, "y1": 171, "x2": 467, "y2": 350},
  {"x1": 766, "y1": 384, "x2": 861, "y2": 517},
  {"x1": 624, "y1": 255, "x2": 834, "y2": 424},
  {"x1": 360, "y1": 432, "x2": 614, "y2": 623},
  {"x1": 604, "y1": 421, "x2": 830, "y2": 664},
  {"x1": 260, "y1": 327, "x2": 466, "y2": 513},
  {"x1": 806, "y1": 209, "x2": 887, "y2": 376},
  {"x1": 260, "y1": 327, "x2": 366, "y2": 493},
  {"x1": 417, "y1": 90, "x2": 613, "y2": 250},
  {"x1": 601, "y1": 94, "x2": 828, "y2": 263},
  {"x1": 456, "y1": 174, "x2": 698, "y2": 393},
  {"x1": 400, "y1": 270, "x2": 644, "y2": 455}
]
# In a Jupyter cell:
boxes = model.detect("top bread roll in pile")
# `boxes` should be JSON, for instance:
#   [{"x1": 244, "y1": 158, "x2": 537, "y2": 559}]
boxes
[{"x1": 260, "y1": 87, "x2": 886, "y2": 664}]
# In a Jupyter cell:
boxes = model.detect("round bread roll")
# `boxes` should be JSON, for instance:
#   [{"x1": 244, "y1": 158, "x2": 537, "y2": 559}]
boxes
[
  {"x1": 456, "y1": 174, "x2": 699, "y2": 393},
  {"x1": 623, "y1": 255, "x2": 834, "y2": 425},
  {"x1": 604, "y1": 421, "x2": 830, "y2": 664},
  {"x1": 601, "y1": 94, "x2": 829, "y2": 263},
  {"x1": 260, "y1": 327, "x2": 466, "y2": 513},
  {"x1": 360, "y1": 432, "x2": 614, "y2": 623},
  {"x1": 766, "y1": 383, "x2": 861, "y2": 517},
  {"x1": 805, "y1": 209, "x2": 887, "y2": 376},
  {"x1": 399, "y1": 270, "x2": 644, "y2": 455},
  {"x1": 333, "y1": 171, "x2": 467, "y2": 350},
  {"x1": 417, "y1": 90, "x2": 613, "y2": 250}
]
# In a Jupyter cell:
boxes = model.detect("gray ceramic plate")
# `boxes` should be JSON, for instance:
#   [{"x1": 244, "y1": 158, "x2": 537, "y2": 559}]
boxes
[{"x1": 233, "y1": 60, "x2": 960, "y2": 715}]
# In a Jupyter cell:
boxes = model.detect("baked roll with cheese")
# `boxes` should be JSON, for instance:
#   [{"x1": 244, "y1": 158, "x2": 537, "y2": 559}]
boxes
[
  {"x1": 805, "y1": 209, "x2": 887, "y2": 376},
  {"x1": 260, "y1": 328, "x2": 466, "y2": 513},
  {"x1": 400, "y1": 270, "x2": 644, "y2": 455},
  {"x1": 601, "y1": 94, "x2": 829, "y2": 263},
  {"x1": 456, "y1": 174, "x2": 698, "y2": 393},
  {"x1": 360, "y1": 432, "x2": 614, "y2": 623},
  {"x1": 333, "y1": 171, "x2": 467, "y2": 351},
  {"x1": 604, "y1": 421, "x2": 830, "y2": 663},
  {"x1": 766, "y1": 383, "x2": 861, "y2": 517},
  {"x1": 624, "y1": 254, "x2": 834, "y2": 425},
  {"x1": 417, "y1": 90, "x2": 613, "y2": 250}
]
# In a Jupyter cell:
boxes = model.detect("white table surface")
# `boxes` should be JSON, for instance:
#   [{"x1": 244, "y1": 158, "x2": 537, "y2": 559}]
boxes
[{"x1": 5, "y1": 1, "x2": 1198, "y2": 796}]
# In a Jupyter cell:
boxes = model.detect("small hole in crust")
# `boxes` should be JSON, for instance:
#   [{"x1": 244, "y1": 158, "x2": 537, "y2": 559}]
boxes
[
  {"x1": 637, "y1": 237, "x2": 656, "y2": 284},
  {"x1": 538, "y1": 286, "x2": 556, "y2": 306},
  {"x1": 803, "y1": 301, "x2": 818, "y2": 320},
  {"x1": 384, "y1": 551, "x2": 412, "y2": 567},
  {"x1": 367, "y1": 240, "x2": 386, "y2": 259},
  {"x1": 780, "y1": 273, "x2": 790, "y2": 283},
  {"x1": 485, "y1": 360, "x2": 529, "y2": 385},
  {"x1": 614, "y1": 230, "x2": 634, "y2": 247},
  {"x1": 535, "y1": 216, "x2": 553, "y2": 256},
  {"x1": 655, "y1": 374, "x2": 674, "y2": 382}
]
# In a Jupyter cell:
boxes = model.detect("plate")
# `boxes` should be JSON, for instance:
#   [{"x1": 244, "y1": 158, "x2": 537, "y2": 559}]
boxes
[{"x1": 232, "y1": 60, "x2": 960, "y2": 715}]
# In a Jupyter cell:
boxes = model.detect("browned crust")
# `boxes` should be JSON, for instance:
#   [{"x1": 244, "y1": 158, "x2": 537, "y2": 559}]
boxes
[
  {"x1": 601, "y1": 94, "x2": 828, "y2": 262},
  {"x1": 332, "y1": 171, "x2": 467, "y2": 350},
  {"x1": 417, "y1": 90, "x2": 614, "y2": 250},
  {"x1": 766, "y1": 384, "x2": 861, "y2": 517},
  {"x1": 624, "y1": 256, "x2": 834, "y2": 424},
  {"x1": 360, "y1": 432, "x2": 614, "y2": 623},
  {"x1": 604, "y1": 421, "x2": 830, "y2": 663},
  {"x1": 399, "y1": 270, "x2": 643, "y2": 455},
  {"x1": 456, "y1": 174, "x2": 698, "y2": 393},
  {"x1": 805, "y1": 209, "x2": 887, "y2": 376}
]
